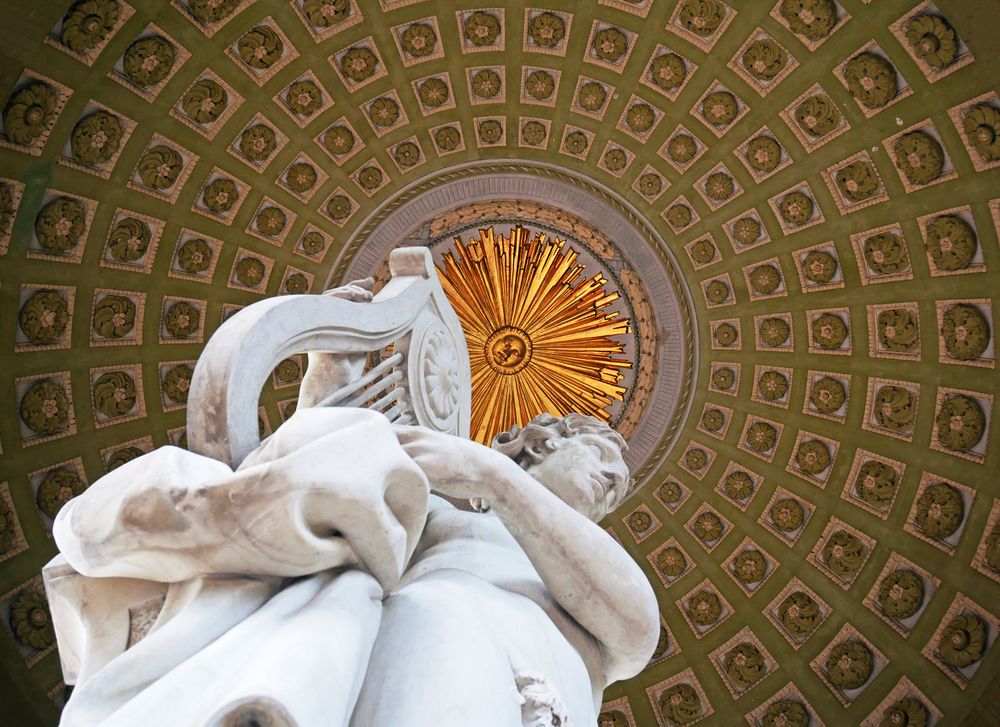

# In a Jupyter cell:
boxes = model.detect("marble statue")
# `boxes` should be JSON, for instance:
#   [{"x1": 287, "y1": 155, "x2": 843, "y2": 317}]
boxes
[{"x1": 43, "y1": 258, "x2": 659, "y2": 727}]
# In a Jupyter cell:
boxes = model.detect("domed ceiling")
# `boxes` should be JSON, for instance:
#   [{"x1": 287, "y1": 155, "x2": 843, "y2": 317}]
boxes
[{"x1": 0, "y1": 0, "x2": 999, "y2": 724}]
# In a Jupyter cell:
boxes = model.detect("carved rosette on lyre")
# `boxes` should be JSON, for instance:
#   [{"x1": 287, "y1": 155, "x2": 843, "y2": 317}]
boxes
[{"x1": 187, "y1": 247, "x2": 471, "y2": 468}]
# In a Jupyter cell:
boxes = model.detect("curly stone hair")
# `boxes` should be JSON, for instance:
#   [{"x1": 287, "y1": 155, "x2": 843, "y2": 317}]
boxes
[{"x1": 492, "y1": 413, "x2": 632, "y2": 510}]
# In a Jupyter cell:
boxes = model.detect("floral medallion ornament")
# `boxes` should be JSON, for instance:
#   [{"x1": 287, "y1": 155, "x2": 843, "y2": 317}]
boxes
[
  {"x1": 274, "y1": 359, "x2": 300, "y2": 385},
  {"x1": 925, "y1": 215, "x2": 977, "y2": 271},
  {"x1": 525, "y1": 71, "x2": 555, "y2": 101},
  {"x1": 779, "y1": 191, "x2": 814, "y2": 226},
  {"x1": 239, "y1": 26, "x2": 283, "y2": 70},
  {"x1": 732, "y1": 217, "x2": 762, "y2": 246},
  {"x1": 108, "y1": 446, "x2": 144, "y2": 470},
  {"x1": 686, "y1": 590, "x2": 721, "y2": 625},
  {"x1": 658, "y1": 683, "x2": 701, "y2": 725},
  {"x1": 61, "y1": 0, "x2": 120, "y2": 52},
  {"x1": 877, "y1": 570, "x2": 925, "y2": 619},
  {"x1": 810, "y1": 376, "x2": 846, "y2": 413},
  {"x1": 701, "y1": 408, "x2": 724, "y2": 432},
  {"x1": 0, "y1": 184, "x2": 15, "y2": 235},
  {"x1": 563, "y1": 130, "x2": 587, "y2": 154},
  {"x1": 137, "y1": 145, "x2": 183, "y2": 190},
  {"x1": 743, "y1": 39, "x2": 787, "y2": 81},
  {"x1": 303, "y1": 0, "x2": 350, "y2": 28},
  {"x1": 894, "y1": 132, "x2": 945, "y2": 185},
  {"x1": 770, "y1": 498, "x2": 804, "y2": 532},
  {"x1": 823, "y1": 530, "x2": 867, "y2": 576},
  {"x1": 599, "y1": 709, "x2": 629, "y2": 727},
  {"x1": 802, "y1": 250, "x2": 838, "y2": 284},
  {"x1": 684, "y1": 448, "x2": 708, "y2": 471},
  {"x1": 712, "y1": 367, "x2": 735, "y2": 391},
  {"x1": 300, "y1": 231, "x2": 325, "y2": 256},
  {"x1": 940, "y1": 304, "x2": 990, "y2": 361},
  {"x1": 325, "y1": 194, "x2": 352, "y2": 220},
  {"x1": 758, "y1": 370, "x2": 788, "y2": 401},
  {"x1": 239, "y1": 124, "x2": 277, "y2": 161},
  {"x1": 701, "y1": 91, "x2": 738, "y2": 127},
  {"x1": 365, "y1": 98, "x2": 398, "y2": 129},
  {"x1": 723, "y1": 470, "x2": 754, "y2": 501},
  {"x1": 188, "y1": 0, "x2": 237, "y2": 24},
  {"x1": 70, "y1": 110, "x2": 123, "y2": 166},
  {"x1": 19, "y1": 380, "x2": 70, "y2": 435},
  {"x1": 656, "y1": 481, "x2": 682, "y2": 505},
  {"x1": 421, "y1": 328, "x2": 460, "y2": 421},
  {"x1": 3, "y1": 82, "x2": 57, "y2": 147},
  {"x1": 678, "y1": 0, "x2": 726, "y2": 37},
  {"x1": 704, "y1": 172, "x2": 734, "y2": 201},
  {"x1": 285, "y1": 80, "x2": 321, "y2": 116},
  {"x1": 763, "y1": 700, "x2": 809, "y2": 727},
  {"x1": 986, "y1": 529, "x2": 1000, "y2": 573},
  {"x1": 36, "y1": 468, "x2": 85, "y2": 519},
  {"x1": 35, "y1": 197, "x2": 86, "y2": 254},
  {"x1": 938, "y1": 614, "x2": 986, "y2": 668},
  {"x1": 759, "y1": 317, "x2": 790, "y2": 347},
  {"x1": 235, "y1": 257, "x2": 266, "y2": 287},
  {"x1": 163, "y1": 363, "x2": 193, "y2": 403},
  {"x1": 689, "y1": 238, "x2": 716, "y2": 264},
  {"x1": 122, "y1": 36, "x2": 176, "y2": 88},
  {"x1": 825, "y1": 641, "x2": 873, "y2": 689},
  {"x1": 836, "y1": 160, "x2": 880, "y2": 202},
  {"x1": 357, "y1": 166, "x2": 383, "y2": 191},
  {"x1": 873, "y1": 385, "x2": 917, "y2": 432},
  {"x1": 746, "y1": 422, "x2": 777, "y2": 452},
  {"x1": 906, "y1": 14, "x2": 958, "y2": 70},
  {"x1": 795, "y1": 93, "x2": 840, "y2": 137},
  {"x1": 962, "y1": 105, "x2": 1000, "y2": 162},
  {"x1": 285, "y1": 273, "x2": 309, "y2": 294},
  {"x1": 915, "y1": 483, "x2": 964, "y2": 538},
  {"x1": 746, "y1": 136, "x2": 781, "y2": 173},
  {"x1": 394, "y1": 141, "x2": 421, "y2": 168},
  {"x1": 844, "y1": 53, "x2": 898, "y2": 109},
  {"x1": 811, "y1": 313, "x2": 847, "y2": 349},
  {"x1": 177, "y1": 238, "x2": 211, "y2": 273},
  {"x1": 93, "y1": 295, "x2": 135, "y2": 338},
  {"x1": 714, "y1": 322, "x2": 738, "y2": 347},
  {"x1": 93, "y1": 371, "x2": 137, "y2": 418},
  {"x1": 864, "y1": 231, "x2": 909, "y2": 274},
  {"x1": 108, "y1": 217, "x2": 151, "y2": 262},
  {"x1": 322, "y1": 125, "x2": 355, "y2": 156},
  {"x1": 18, "y1": 290, "x2": 69, "y2": 345},
  {"x1": 528, "y1": 12, "x2": 565, "y2": 48},
  {"x1": 464, "y1": 11, "x2": 500, "y2": 46},
  {"x1": 779, "y1": 590, "x2": 819, "y2": 635},
  {"x1": 724, "y1": 643, "x2": 766, "y2": 689},
  {"x1": 780, "y1": 0, "x2": 837, "y2": 40},
  {"x1": 880, "y1": 698, "x2": 929, "y2": 727},
  {"x1": 592, "y1": 28, "x2": 628, "y2": 63},
  {"x1": 471, "y1": 69, "x2": 501, "y2": 99},
  {"x1": 418, "y1": 78, "x2": 449, "y2": 108},
  {"x1": 796, "y1": 439, "x2": 831, "y2": 475},
  {"x1": 165, "y1": 301, "x2": 200, "y2": 338},
  {"x1": 877, "y1": 308, "x2": 919, "y2": 353},
  {"x1": 256, "y1": 206, "x2": 286, "y2": 236},
  {"x1": 734, "y1": 550, "x2": 767, "y2": 584},
  {"x1": 10, "y1": 590, "x2": 55, "y2": 649},
  {"x1": 285, "y1": 162, "x2": 317, "y2": 194},
  {"x1": 401, "y1": 22, "x2": 437, "y2": 57},
  {"x1": 627, "y1": 510, "x2": 652, "y2": 534},
  {"x1": 638, "y1": 173, "x2": 663, "y2": 198},
  {"x1": 521, "y1": 122, "x2": 546, "y2": 147},
  {"x1": 202, "y1": 178, "x2": 239, "y2": 213},
  {"x1": 855, "y1": 460, "x2": 897, "y2": 508},
  {"x1": 182, "y1": 79, "x2": 227, "y2": 124},
  {"x1": 602, "y1": 147, "x2": 626, "y2": 171},
  {"x1": 666, "y1": 204, "x2": 692, "y2": 229},
  {"x1": 650, "y1": 53, "x2": 687, "y2": 91}
]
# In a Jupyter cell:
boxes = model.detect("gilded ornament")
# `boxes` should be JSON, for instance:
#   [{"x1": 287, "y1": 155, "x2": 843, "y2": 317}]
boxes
[
  {"x1": 285, "y1": 273, "x2": 309, "y2": 294},
  {"x1": 202, "y1": 178, "x2": 239, "y2": 213},
  {"x1": 836, "y1": 160, "x2": 880, "y2": 202},
  {"x1": 780, "y1": 0, "x2": 837, "y2": 40},
  {"x1": 732, "y1": 217, "x2": 761, "y2": 245},
  {"x1": 463, "y1": 11, "x2": 500, "y2": 46},
  {"x1": 417, "y1": 77, "x2": 449, "y2": 108},
  {"x1": 599, "y1": 709, "x2": 629, "y2": 727},
  {"x1": 10, "y1": 590, "x2": 55, "y2": 649},
  {"x1": 779, "y1": 191, "x2": 814, "y2": 226},
  {"x1": 962, "y1": 105, "x2": 1000, "y2": 162},
  {"x1": 638, "y1": 173, "x2": 662, "y2": 197},
  {"x1": 274, "y1": 359, "x2": 300, "y2": 384},
  {"x1": 238, "y1": 26, "x2": 283, "y2": 70},
  {"x1": 255, "y1": 206, "x2": 287, "y2": 236},
  {"x1": 864, "y1": 231, "x2": 909, "y2": 274},
  {"x1": 733, "y1": 550, "x2": 767, "y2": 584},
  {"x1": 714, "y1": 322, "x2": 738, "y2": 346},
  {"x1": 723, "y1": 470, "x2": 754, "y2": 501},
  {"x1": 235, "y1": 257, "x2": 266, "y2": 287},
  {"x1": 724, "y1": 643, "x2": 765, "y2": 689},
  {"x1": 704, "y1": 172, "x2": 734, "y2": 201},
  {"x1": 394, "y1": 141, "x2": 421, "y2": 167},
  {"x1": 35, "y1": 197, "x2": 86, "y2": 253},
  {"x1": 592, "y1": 28, "x2": 628, "y2": 63},
  {"x1": 938, "y1": 614, "x2": 986, "y2": 668},
  {"x1": 693, "y1": 512, "x2": 722, "y2": 542},
  {"x1": 70, "y1": 110, "x2": 123, "y2": 165},
  {"x1": 940, "y1": 304, "x2": 990, "y2": 361},
  {"x1": 810, "y1": 376, "x2": 846, "y2": 413},
  {"x1": 802, "y1": 250, "x2": 838, "y2": 284},
  {"x1": 239, "y1": 124, "x2": 277, "y2": 161},
  {"x1": 794, "y1": 93, "x2": 840, "y2": 137},
  {"x1": 163, "y1": 364, "x2": 193, "y2": 403},
  {"x1": 656, "y1": 480, "x2": 682, "y2": 504},
  {"x1": 658, "y1": 683, "x2": 701, "y2": 725},
  {"x1": 649, "y1": 53, "x2": 687, "y2": 91},
  {"x1": 796, "y1": 439, "x2": 831, "y2": 475},
  {"x1": 854, "y1": 460, "x2": 897, "y2": 508},
  {"x1": 107, "y1": 446, "x2": 143, "y2": 470},
  {"x1": 92, "y1": 295, "x2": 135, "y2": 338},
  {"x1": 985, "y1": 528, "x2": 1000, "y2": 572},
  {"x1": 300, "y1": 231, "x2": 325, "y2": 256},
  {"x1": 3, "y1": 82, "x2": 57, "y2": 146},
  {"x1": 61, "y1": 0, "x2": 120, "y2": 52},
  {"x1": 742, "y1": 38, "x2": 787, "y2": 81},
  {"x1": 686, "y1": 590, "x2": 721, "y2": 625},
  {"x1": 357, "y1": 166, "x2": 383, "y2": 190},
  {"x1": 915, "y1": 483, "x2": 964, "y2": 538},
  {"x1": 528, "y1": 12, "x2": 565, "y2": 48},
  {"x1": 19, "y1": 379, "x2": 70, "y2": 435},
  {"x1": 93, "y1": 371, "x2": 136, "y2": 418},
  {"x1": 877, "y1": 308, "x2": 919, "y2": 352},
  {"x1": 18, "y1": 290, "x2": 69, "y2": 345},
  {"x1": 763, "y1": 700, "x2": 809, "y2": 727},
  {"x1": 136, "y1": 145, "x2": 183, "y2": 190},
  {"x1": 303, "y1": 0, "x2": 350, "y2": 28},
  {"x1": 701, "y1": 408, "x2": 724, "y2": 432},
  {"x1": 627, "y1": 511, "x2": 651, "y2": 533},
  {"x1": 925, "y1": 215, "x2": 977, "y2": 271},
  {"x1": 602, "y1": 147, "x2": 626, "y2": 171},
  {"x1": 108, "y1": 217, "x2": 151, "y2": 262},
  {"x1": 879, "y1": 698, "x2": 929, "y2": 727},
  {"x1": 822, "y1": 530, "x2": 867, "y2": 576},
  {"x1": 666, "y1": 204, "x2": 692, "y2": 228},
  {"x1": 322, "y1": 125, "x2": 355, "y2": 155},
  {"x1": 701, "y1": 91, "x2": 738, "y2": 127},
  {"x1": 563, "y1": 130, "x2": 588, "y2": 154},
  {"x1": 285, "y1": 80, "x2": 321, "y2": 116},
  {"x1": 0, "y1": 183, "x2": 15, "y2": 235},
  {"x1": 471, "y1": 69, "x2": 501, "y2": 99},
  {"x1": 770, "y1": 498, "x2": 804, "y2": 532},
  {"x1": 525, "y1": 70, "x2": 555, "y2": 101},
  {"x1": 181, "y1": 79, "x2": 227, "y2": 124},
  {"x1": 757, "y1": 370, "x2": 788, "y2": 401},
  {"x1": 878, "y1": 570, "x2": 925, "y2": 619},
  {"x1": 667, "y1": 134, "x2": 697, "y2": 164},
  {"x1": 711, "y1": 367, "x2": 735, "y2": 390},
  {"x1": 36, "y1": 467, "x2": 85, "y2": 519},
  {"x1": 906, "y1": 14, "x2": 958, "y2": 70},
  {"x1": 164, "y1": 301, "x2": 200, "y2": 338},
  {"x1": 746, "y1": 136, "x2": 781, "y2": 173},
  {"x1": 285, "y1": 162, "x2": 318, "y2": 193},
  {"x1": 689, "y1": 238, "x2": 715, "y2": 264},
  {"x1": 625, "y1": 103, "x2": 655, "y2": 132},
  {"x1": 189, "y1": 0, "x2": 237, "y2": 23},
  {"x1": 745, "y1": 421, "x2": 776, "y2": 452},
  {"x1": 779, "y1": 590, "x2": 819, "y2": 634},
  {"x1": 325, "y1": 194, "x2": 352, "y2": 220},
  {"x1": 401, "y1": 23, "x2": 437, "y2": 57},
  {"x1": 844, "y1": 53, "x2": 898, "y2": 109},
  {"x1": 122, "y1": 36, "x2": 176, "y2": 88},
  {"x1": 177, "y1": 238, "x2": 211, "y2": 273},
  {"x1": 894, "y1": 132, "x2": 945, "y2": 186},
  {"x1": 811, "y1": 312, "x2": 848, "y2": 349},
  {"x1": 678, "y1": 0, "x2": 725, "y2": 37},
  {"x1": 825, "y1": 641, "x2": 873, "y2": 689},
  {"x1": 684, "y1": 448, "x2": 708, "y2": 471},
  {"x1": 759, "y1": 317, "x2": 790, "y2": 347}
]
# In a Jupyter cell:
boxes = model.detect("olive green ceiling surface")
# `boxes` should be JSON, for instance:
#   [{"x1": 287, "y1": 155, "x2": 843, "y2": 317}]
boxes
[{"x1": 1, "y1": 0, "x2": 1000, "y2": 725}]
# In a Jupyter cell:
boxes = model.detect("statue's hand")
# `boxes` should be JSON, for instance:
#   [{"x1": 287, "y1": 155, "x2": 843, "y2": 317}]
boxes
[{"x1": 395, "y1": 426, "x2": 506, "y2": 501}]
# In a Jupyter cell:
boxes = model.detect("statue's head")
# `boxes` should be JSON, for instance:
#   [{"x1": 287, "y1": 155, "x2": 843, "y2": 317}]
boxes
[{"x1": 493, "y1": 413, "x2": 631, "y2": 521}]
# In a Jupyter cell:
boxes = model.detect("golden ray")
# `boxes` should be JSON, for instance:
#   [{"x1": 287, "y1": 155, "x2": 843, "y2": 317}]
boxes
[{"x1": 437, "y1": 226, "x2": 631, "y2": 444}]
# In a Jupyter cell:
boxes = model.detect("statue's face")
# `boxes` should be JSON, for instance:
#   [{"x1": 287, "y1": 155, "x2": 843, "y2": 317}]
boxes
[{"x1": 524, "y1": 432, "x2": 629, "y2": 521}]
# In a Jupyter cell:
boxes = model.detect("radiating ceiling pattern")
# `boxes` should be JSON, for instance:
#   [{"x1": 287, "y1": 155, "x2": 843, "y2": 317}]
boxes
[{"x1": 0, "y1": 0, "x2": 998, "y2": 725}]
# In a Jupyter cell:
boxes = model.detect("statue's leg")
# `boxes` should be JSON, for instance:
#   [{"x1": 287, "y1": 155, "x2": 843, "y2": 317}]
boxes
[{"x1": 351, "y1": 576, "x2": 523, "y2": 727}]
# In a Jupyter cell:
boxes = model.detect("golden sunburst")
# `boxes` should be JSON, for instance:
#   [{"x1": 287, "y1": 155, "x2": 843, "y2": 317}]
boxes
[{"x1": 437, "y1": 225, "x2": 631, "y2": 444}]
